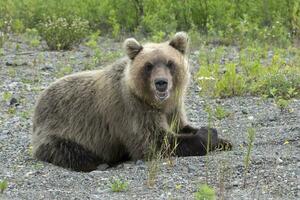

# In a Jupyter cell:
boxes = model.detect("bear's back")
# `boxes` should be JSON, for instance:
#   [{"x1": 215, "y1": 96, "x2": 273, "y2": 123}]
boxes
[{"x1": 32, "y1": 58, "x2": 131, "y2": 160}]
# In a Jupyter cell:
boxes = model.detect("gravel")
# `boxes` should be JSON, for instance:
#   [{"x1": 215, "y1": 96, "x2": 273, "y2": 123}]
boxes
[{"x1": 0, "y1": 36, "x2": 299, "y2": 200}]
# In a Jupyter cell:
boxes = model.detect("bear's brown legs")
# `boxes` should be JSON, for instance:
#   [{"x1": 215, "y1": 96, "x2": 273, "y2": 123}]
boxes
[
  {"x1": 179, "y1": 124, "x2": 198, "y2": 134},
  {"x1": 34, "y1": 135, "x2": 102, "y2": 172},
  {"x1": 174, "y1": 127, "x2": 232, "y2": 156}
]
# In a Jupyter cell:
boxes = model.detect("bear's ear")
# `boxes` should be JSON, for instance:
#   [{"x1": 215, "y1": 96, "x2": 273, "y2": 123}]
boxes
[
  {"x1": 124, "y1": 38, "x2": 143, "y2": 60},
  {"x1": 169, "y1": 32, "x2": 189, "y2": 54}
]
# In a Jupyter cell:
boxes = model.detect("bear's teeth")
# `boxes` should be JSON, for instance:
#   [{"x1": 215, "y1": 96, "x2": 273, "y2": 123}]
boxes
[{"x1": 156, "y1": 92, "x2": 169, "y2": 101}]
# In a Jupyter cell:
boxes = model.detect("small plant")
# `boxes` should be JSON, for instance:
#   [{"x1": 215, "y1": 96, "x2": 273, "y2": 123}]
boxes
[
  {"x1": 56, "y1": 65, "x2": 73, "y2": 78},
  {"x1": 7, "y1": 107, "x2": 16, "y2": 115},
  {"x1": 151, "y1": 31, "x2": 166, "y2": 42},
  {"x1": 215, "y1": 63, "x2": 246, "y2": 97},
  {"x1": 0, "y1": 179, "x2": 8, "y2": 194},
  {"x1": 24, "y1": 28, "x2": 41, "y2": 48},
  {"x1": 204, "y1": 104, "x2": 214, "y2": 183},
  {"x1": 146, "y1": 141, "x2": 161, "y2": 187},
  {"x1": 194, "y1": 184, "x2": 216, "y2": 200},
  {"x1": 85, "y1": 31, "x2": 100, "y2": 49},
  {"x1": 218, "y1": 159, "x2": 230, "y2": 200},
  {"x1": 28, "y1": 145, "x2": 33, "y2": 156},
  {"x1": 8, "y1": 67, "x2": 16, "y2": 78},
  {"x1": 2, "y1": 92, "x2": 12, "y2": 102},
  {"x1": 102, "y1": 51, "x2": 122, "y2": 63},
  {"x1": 0, "y1": 31, "x2": 7, "y2": 48},
  {"x1": 243, "y1": 127, "x2": 256, "y2": 188},
  {"x1": 175, "y1": 184, "x2": 182, "y2": 190},
  {"x1": 108, "y1": 10, "x2": 120, "y2": 40},
  {"x1": 11, "y1": 19, "x2": 25, "y2": 33},
  {"x1": 85, "y1": 31, "x2": 104, "y2": 70},
  {"x1": 110, "y1": 179, "x2": 128, "y2": 192},
  {"x1": 33, "y1": 162, "x2": 44, "y2": 170},
  {"x1": 214, "y1": 105, "x2": 230, "y2": 120},
  {"x1": 20, "y1": 111, "x2": 30, "y2": 119},
  {"x1": 275, "y1": 98, "x2": 289, "y2": 111},
  {"x1": 39, "y1": 17, "x2": 89, "y2": 50}
]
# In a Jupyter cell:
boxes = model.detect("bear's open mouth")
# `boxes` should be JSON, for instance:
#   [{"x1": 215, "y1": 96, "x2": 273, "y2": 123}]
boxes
[{"x1": 155, "y1": 91, "x2": 169, "y2": 101}]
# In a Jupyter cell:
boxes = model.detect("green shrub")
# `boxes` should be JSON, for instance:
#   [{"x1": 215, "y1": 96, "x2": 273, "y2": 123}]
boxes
[
  {"x1": 197, "y1": 46, "x2": 300, "y2": 99},
  {"x1": 151, "y1": 31, "x2": 166, "y2": 43},
  {"x1": 0, "y1": 0, "x2": 298, "y2": 45},
  {"x1": 38, "y1": 17, "x2": 89, "y2": 50},
  {"x1": 110, "y1": 179, "x2": 128, "y2": 192},
  {"x1": 0, "y1": 18, "x2": 10, "y2": 48},
  {"x1": 24, "y1": 28, "x2": 41, "y2": 47},
  {"x1": 56, "y1": 65, "x2": 73, "y2": 77},
  {"x1": 0, "y1": 179, "x2": 8, "y2": 194},
  {"x1": 11, "y1": 18, "x2": 25, "y2": 33},
  {"x1": 194, "y1": 184, "x2": 216, "y2": 200},
  {"x1": 214, "y1": 105, "x2": 230, "y2": 120}
]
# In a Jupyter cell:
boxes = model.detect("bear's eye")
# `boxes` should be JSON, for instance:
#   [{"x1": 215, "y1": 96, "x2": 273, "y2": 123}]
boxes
[
  {"x1": 144, "y1": 62, "x2": 153, "y2": 72},
  {"x1": 167, "y1": 60, "x2": 175, "y2": 70}
]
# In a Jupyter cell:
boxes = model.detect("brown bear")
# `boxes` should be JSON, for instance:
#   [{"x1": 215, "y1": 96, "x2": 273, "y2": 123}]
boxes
[{"x1": 31, "y1": 32, "x2": 231, "y2": 172}]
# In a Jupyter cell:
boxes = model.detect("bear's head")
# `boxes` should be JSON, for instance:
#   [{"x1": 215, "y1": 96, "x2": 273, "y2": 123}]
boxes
[{"x1": 124, "y1": 32, "x2": 190, "y2": 109}]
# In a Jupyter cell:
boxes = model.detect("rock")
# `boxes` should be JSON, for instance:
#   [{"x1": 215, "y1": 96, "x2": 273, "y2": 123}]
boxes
[
  {"x1": 6, "y1": 60, "x2": 28, "y2": 66},
  {"x1": 241, "y1": 109, "x2": 248, "y2": 114},
  {"x1": 277, "y1": 158, "x2": 283, "y2": 164},
  {"x1": 232, "y1": 180, "x2": 239, "y2": 187},
  {"x1": 268, "y1": 114, "x2": 277, "y2": 121},
  {"x1": 9, "y1": 97, "x2": 19, "y2": 106},
  {"x1": 187, "y1": 165, "x2": 197, "y2": 173},
  {"x1": 41, "y1": 64, "x2": 55, "y2": 71},
  {"x1": 97, "y1": 164, "x2": 109, "y2": 171},
  {"x1": 248, "y1": 116, "x2": 254, "y2": 120},
  {"x1": 135, "y1": 160, "x2": 144, "y2": 165}
]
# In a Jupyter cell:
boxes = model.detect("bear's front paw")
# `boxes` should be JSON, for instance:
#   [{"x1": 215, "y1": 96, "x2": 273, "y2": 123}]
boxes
[
  {"x1": 175, "y1": 127, "x2": 232, "y2": 157},
  {"x1": 195, "y1": 127, "x2": 219, "y2": 149},
  {"x1": 180, "y1": 125, "x2": 198, "y2": 134},
  {"x1": 175, "y1": 133, "x2": 208, "y2": 156},
  {"x1": 215, "y1": 138, "x2": 232, "y2": 151},
  {"x1": 195, "y1": 127, "x2": 232, "y2": 152}
]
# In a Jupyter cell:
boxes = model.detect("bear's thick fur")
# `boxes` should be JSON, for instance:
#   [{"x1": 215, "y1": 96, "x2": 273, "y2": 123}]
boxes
[{"x1": 31, "y1": 32, "x2": 231, "y2": 171}]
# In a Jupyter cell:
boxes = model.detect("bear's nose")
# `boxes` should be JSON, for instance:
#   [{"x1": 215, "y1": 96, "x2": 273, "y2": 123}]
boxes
[{"x1": 154, "y1": 78, "x2": 168, "y2": 92}]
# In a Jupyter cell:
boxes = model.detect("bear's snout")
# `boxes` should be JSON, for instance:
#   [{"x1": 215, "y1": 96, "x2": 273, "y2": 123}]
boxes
[{"x1": 154, "y1": 78, "x2": 168, "y2": 92}]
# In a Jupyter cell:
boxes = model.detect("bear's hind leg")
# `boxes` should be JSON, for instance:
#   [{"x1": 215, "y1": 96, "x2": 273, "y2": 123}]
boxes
[{"x1": 34, "y1": 135, "x2": 101, "y2": 172}]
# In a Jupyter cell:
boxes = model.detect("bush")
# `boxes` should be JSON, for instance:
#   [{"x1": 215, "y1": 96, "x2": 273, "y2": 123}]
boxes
[
  {"x1": 38, "y1": 17, "x2": 89, "y2": 50},
  {"x1": 0, "y1": 0, "x2": 298, "y2": 46},
  {"x1": 197, "y1": 46, "x2": 300, "y2": 99},
  {"x1": 110, "y1": 179, "x2": 128, "y2": 192},
  {"x1": 194, "y1": 184, "x2": 216, "y2": 200}
]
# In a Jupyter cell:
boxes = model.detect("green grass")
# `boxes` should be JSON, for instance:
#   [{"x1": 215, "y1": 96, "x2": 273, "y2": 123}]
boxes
[
  {"x1": 243, "y1": 127, "x2": 256, "y2": 188},
  {"x1": 0, "y1": 0, "x2": 299, "y2": 47},
  {"x1": 56, "y1": 65, "x2": 73, "y2": 78},
  {"x1": 0, "y1": 180, "x2": 8, "y2": 194},
  {"x1": 23, "y1": 28, "x2": 41, "y2": 48},
  {"x1": 110, "y1": 179, "x2": 128, "y2": 192},
  {"x1": 197, "y1": 46, "x2": 300, "y2": 101},
  {"x1": 214, "y1": 105, "x2": 230, "y2": 120},
  {"x1": 194, "y1": 184, "x2": 216, "y2": 200},
  {"x1": 2, "y1": 92, "x2": 12, "y2": 102},
  {"x1": 7, "y1": 107, "x2": 16, "y2": 115},
  {"x1": 8, "y1": 67, "x2": 17, "y2": 78}
]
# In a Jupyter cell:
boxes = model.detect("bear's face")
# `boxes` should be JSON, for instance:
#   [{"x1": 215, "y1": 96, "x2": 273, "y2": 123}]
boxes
[{"x1": 124, "y1": 32, "x2": 190, "y2": 109}]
